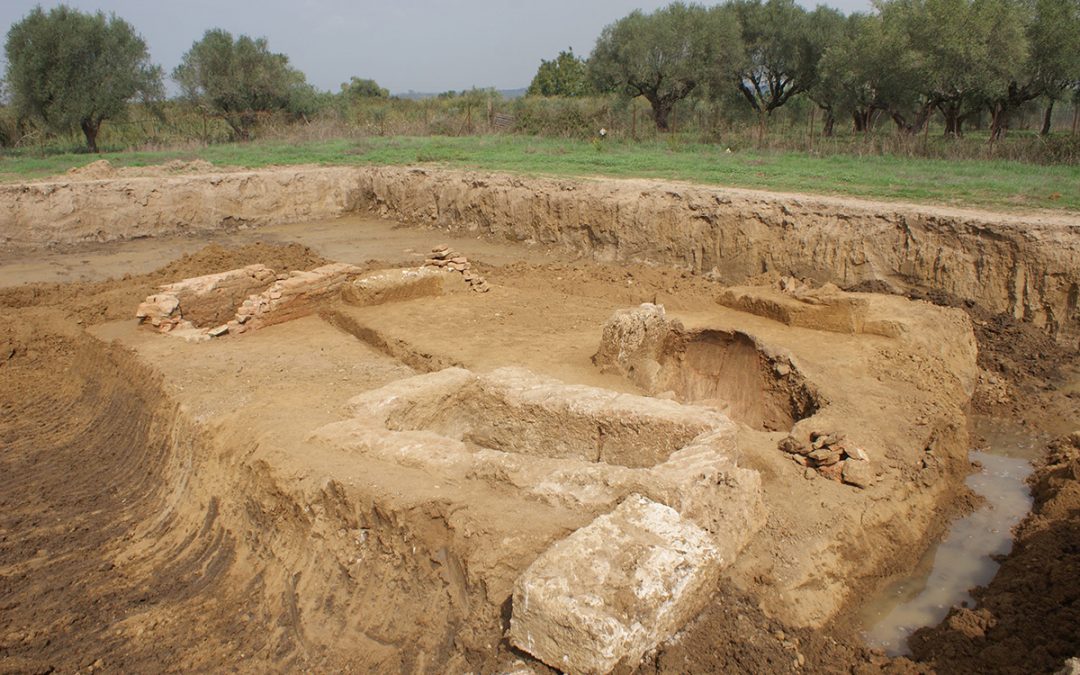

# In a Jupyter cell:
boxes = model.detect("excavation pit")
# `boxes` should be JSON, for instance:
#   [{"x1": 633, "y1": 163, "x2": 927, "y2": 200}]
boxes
[
  {"x1": 7, "y1": 162, "x2": 1054, "y2": 673},
  {"x1": 312, "y1": 365, "x2": 765, "y2": 672},
  {"x1": 315, "y1": 367, "x2": 764, "y2": 540},
  {"x1": 593, "y1": 304, "x2": 820, "y2": 431}
]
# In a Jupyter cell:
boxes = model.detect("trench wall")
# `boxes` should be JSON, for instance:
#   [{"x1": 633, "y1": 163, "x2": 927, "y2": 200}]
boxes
[{"x1": 2, "y1": 165, "x2": 1077, "y2": 345}]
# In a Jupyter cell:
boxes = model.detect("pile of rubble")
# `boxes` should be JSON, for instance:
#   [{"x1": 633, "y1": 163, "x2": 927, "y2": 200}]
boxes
[
  {"x1": 779, "y1": 431, "x2": 874, "y2": 488},
  {"x1": 424, "y1": 245, "x2": 490, "y2": 293}
]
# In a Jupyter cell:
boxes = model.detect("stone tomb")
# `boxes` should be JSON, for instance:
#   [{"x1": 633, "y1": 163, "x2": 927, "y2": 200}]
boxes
[{"x1": 312, "y1": 366, "x2": 763, "y2": 673}]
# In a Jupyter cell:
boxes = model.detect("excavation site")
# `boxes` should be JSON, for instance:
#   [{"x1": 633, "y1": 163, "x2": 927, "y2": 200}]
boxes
[{"x1": 1, "y1": 165, "x2": 1078, "y2": 674}]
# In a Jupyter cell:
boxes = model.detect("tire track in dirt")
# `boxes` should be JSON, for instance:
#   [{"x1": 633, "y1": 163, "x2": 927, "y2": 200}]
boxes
[{"x1": 0, "y1": 323, "x2": 288, "y2": 672}]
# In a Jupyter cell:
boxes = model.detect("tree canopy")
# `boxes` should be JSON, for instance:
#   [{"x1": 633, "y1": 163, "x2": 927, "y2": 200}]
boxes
[
  {"x1": 729, "y1": 0, "x2": 827, "y2": 121},
  {"x1": 3, "y1": 5, "x2": 163, "y2": 152},
  {"x1": 527, "y1": 48, "x2": 590, "y2": 97},
  {"x1": 589, "y1": 2, "x2": 742, "y2": 130},
  {"x1": 173, "y1": 29, "x2": 313, "y2": 140},
  {"x1": 580, "y1": 0, "x2": 1079, "y2": 138},
  {"x1": 341, "y1": 77, "x2": 389, "y2": 100}
]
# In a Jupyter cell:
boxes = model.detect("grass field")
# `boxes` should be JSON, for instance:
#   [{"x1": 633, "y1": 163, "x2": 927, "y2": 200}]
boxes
[{"x1": 1, "y1": 134, "x2": 1076, "y2": 212}]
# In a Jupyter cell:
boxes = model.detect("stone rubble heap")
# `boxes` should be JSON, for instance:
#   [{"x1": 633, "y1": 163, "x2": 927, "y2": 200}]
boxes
[
  {"x1": 779, "y1": 431, "x2": 874, "y2": 488},
  {"x1": 424, "y1": 244, "x2": 490, "y2": 293}
]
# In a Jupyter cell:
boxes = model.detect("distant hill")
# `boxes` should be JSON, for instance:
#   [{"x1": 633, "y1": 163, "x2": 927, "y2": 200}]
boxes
[{"x1": 394, "y1": 87, "x2": 527, "y2": 100}]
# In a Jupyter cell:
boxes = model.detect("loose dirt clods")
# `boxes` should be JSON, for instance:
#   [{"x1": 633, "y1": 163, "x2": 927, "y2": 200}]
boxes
[{"x1": 1, "y1": 166, "x2": 1078, "y2": 674}]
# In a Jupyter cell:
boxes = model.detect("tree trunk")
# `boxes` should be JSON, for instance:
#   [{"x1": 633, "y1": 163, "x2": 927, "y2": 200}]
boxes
[
  {"x1": 891, "y1": 102, "x2": 932, "y2": 135},
  {"x1": 941, "y1": 103, "x2": 963, "y2": 137},
  {"x1": 822, "y1": 108, "x2": 835, "y2": 137},
  {"x1": 990, "y1": 103, "x2": 1008, "y2": 142},
  {"x1": 225, "y1": 114, "x2": 252, "y2": 142},
  {"x1": 869, "y1": 107, "x2": 884, "y2": 131},
  {"x1": 853, "y1": 110, "x2": 865, "y2": 133},
  {"x1": 80, "y1": 118, "x2": 100, "y2": 153},
  {"x1": 1041, "y1": 99, "x2": 1054, "y2": 136},
  {"x1": 853, "y1": 108, "x2": 875, "y2": 134},
  {"x1": 648, "y1": 96, "x2": 672, "y2": 131}
]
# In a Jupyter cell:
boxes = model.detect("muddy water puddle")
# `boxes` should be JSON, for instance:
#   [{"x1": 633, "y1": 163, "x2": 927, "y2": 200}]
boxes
[{"x1": 858, "y1": 416, "x2": 1043, "y2": 655}]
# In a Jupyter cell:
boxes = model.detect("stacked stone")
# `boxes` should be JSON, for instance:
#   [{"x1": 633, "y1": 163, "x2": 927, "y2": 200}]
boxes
[
  {"x1": 232, "y1": 262, "x2": 363, "y2": 332},
  {"x1": 424, "y1": 245, "x2": 490, "y2": 293},
  {"x1": 778, "y1": 431, "x2": 873, "y2": 488}
]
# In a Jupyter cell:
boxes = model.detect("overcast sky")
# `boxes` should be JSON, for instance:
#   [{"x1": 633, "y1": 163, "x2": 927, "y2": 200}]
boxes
[{"x1": 1, "y1": 0, "x2": 873, "y2": 94}]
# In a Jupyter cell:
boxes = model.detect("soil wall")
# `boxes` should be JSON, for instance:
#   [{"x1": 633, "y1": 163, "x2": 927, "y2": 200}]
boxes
[{"x1": 2, "y1": 166, "x2": 1077, "y2": 345}]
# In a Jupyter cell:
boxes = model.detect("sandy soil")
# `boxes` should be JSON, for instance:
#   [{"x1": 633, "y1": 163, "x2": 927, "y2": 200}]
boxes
[{"x1": 1, "y1": 198, "x2": 1077, "y2": 673}]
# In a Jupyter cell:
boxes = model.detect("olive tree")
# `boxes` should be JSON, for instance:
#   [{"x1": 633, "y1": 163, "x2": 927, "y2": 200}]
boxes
[
  {"x1": 879, "y1": 0, "x2": 1028, "y2": 136},
  {"x1": 729, "y1": 0, "x2": 820, "y2": 133},
  {"x1": 589, "y1": 2, "x2": 740, "y2": 130},
  {"x1": 815, "y1": 12, "x2": 926, "y2": 133},
  {"x1": 799, "y1": 5, "x2": 848, "y2": 135},
  {"x1": 341, "y1": 77, "x2": 389, "y2": 100},
  {"x1": 527, "y1": 48, "x2": 590, "y2": 97},
  {"x1": 1000, "y1": 0, "x2": 1080, "y2": 136},
  {"x1": 174, "y1": 29, "x2": 312, "y2": 140},
  {"x1": 3, "y1": 6, "x2": 163, "y2": 152}
]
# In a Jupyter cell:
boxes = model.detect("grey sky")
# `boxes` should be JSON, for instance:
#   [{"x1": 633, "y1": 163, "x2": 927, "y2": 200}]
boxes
[{"x1": 2, "y1": 0, "x2": 873, "y2": 94}]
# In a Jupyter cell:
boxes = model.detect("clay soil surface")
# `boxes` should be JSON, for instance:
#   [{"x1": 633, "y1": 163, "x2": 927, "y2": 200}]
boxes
[{"x1": 1, "y1": 214, "x2": 1077, "y2": 674}]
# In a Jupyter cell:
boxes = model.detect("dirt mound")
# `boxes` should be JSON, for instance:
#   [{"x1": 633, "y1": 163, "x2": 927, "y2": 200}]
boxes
[
  {"x1": 60, "y1": 159, "x2": 221, "y2": 183},
  {"x1": 160, "y1": 159, "x2": 216, "y2": 174},
  {"x1": 847, "y1": 280, "x2": 1079, "y2": 428},
  {"x1": 157, "y1": 241, "x2": 329, "y2": 280},
  {"x1": 66, "y1": 158, "x2": 116, "y2": 180}
]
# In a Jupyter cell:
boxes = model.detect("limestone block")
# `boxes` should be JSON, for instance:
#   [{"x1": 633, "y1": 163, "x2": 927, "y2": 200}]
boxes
[
  {"x1": 479, "y1": 366, "x2": 728, "y2": 468},
  {"x1": 345, "y1": 367, "x2": 476, "y2": 425},
  {"x1": 510, "y1": 495, "x2": 723, "y2": 675},
  {"x1": 591, "y1": 303, "x2": 672, "y2": 391},
  {"x1": 717, "y1": 283, "x2": 872, "y2": 335},
  {"x1": 647, "y1": 430, "x2": 765, "y2": 559}
]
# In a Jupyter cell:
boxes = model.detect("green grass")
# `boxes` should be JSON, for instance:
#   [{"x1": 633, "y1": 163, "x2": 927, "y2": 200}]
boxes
[{"x1": 1, "y1": 134, "x2": 1077, "y2": 212}]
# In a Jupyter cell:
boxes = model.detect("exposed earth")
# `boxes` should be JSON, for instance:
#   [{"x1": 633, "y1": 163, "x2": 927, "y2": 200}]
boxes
[{"x1": 0, "y1": 166, "x2": 1077, "y2": 674}]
